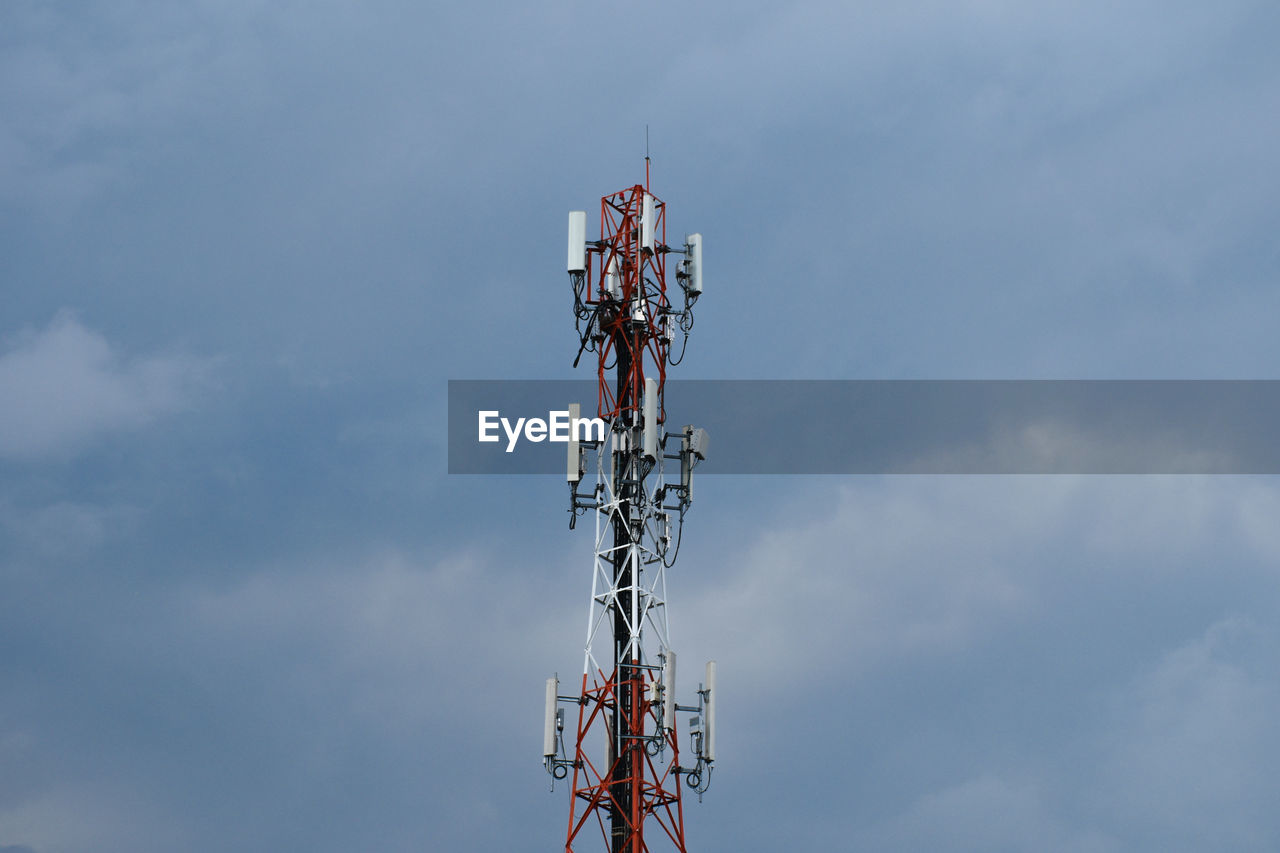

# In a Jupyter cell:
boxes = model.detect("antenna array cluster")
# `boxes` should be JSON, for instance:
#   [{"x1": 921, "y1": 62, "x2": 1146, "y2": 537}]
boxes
[{"x1": 544, "y1": 172, "x2": 717, "y2": 853}]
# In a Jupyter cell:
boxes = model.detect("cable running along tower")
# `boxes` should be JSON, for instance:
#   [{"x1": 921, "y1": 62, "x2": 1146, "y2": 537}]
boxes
[{"x1": 544, "y1": 162, "x2": 716, "y2": 853}]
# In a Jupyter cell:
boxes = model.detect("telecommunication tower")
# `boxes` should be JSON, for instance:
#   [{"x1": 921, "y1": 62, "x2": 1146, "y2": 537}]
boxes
[{"x1": 544, "y1": 162, "x2": 716, "y2": 853}]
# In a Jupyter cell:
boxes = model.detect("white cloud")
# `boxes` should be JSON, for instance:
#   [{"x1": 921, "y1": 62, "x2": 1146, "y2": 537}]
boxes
[
  {"x1": 182, "y1": 544, "x2": 580, "y2": 736},
  {"x1": 0, "y1": 781, "x2": 185, "y2": 853},
  {"x1": 678, "y1": 479, "x2": 1069, "y2": 691},
  {"x1": 0, "y1": 542, "x2": 579, "y2": 852},
  {"x1": 684, "y1": 478, "x2": 1280, "y2": 689},
  {"x1": 676, "y1": 477, "x2": 1280, "y2": 849},
  {"x1": 1092, "y1": 617, "x2": 1280, "y2": 847},
  {"x1": 865, "y1": 773, "x2": 1122, "y2": 853},
  {"x1": 857, "y1": 616, "x2": 1280, "y2": 851},
  {"x1": 0, "y1": 314, "x2": 205, "y2": 459}
]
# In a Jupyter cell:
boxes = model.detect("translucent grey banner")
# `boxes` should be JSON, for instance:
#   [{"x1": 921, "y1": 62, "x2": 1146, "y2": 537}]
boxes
[{"x1": 448, "y1": 380, "x2": 1280, "y2": 474}]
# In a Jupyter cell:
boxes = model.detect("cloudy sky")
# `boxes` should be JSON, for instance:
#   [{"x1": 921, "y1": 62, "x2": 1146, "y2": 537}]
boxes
[{"x1": 3, "y1": 1, "x2": 1280, "y2": 850}]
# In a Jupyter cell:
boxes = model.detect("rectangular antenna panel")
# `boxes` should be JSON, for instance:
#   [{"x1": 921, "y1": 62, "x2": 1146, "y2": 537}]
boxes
[
  {"x1": 662, "y1": 649, "x2": 677, "y2": 730},
  {"x1": 543, "y1": 676, "x2": 559, "y2": 758},
  {"x1": 566, "y1": 403, "x2": 582, "y2": 483},
  {"x1": 641, "y1": 194, "x2": 656, "y2": 250},
  {"x1": 680, "y1": 425, "x2": 694, "y2": 495},
  {"x1": 686, "y1": 233, "x2": 703, "y2": 296},
  {"x1": 567, "y1": 211, "x2": 586, "y2": 272},
  {"x1": 642, "y1": 377, "x2": 658, "y2": 461},
  {"x1": 704, "y1": 661, "x2": 717, "y2": 762},
  {"x1": 688, "y1": 427, "x2": 709, "y2": 461}
]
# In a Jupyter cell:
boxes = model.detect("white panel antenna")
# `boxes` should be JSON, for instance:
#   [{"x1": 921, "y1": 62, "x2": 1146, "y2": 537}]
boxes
[
  {"x1": 544, "y1": 676, "x2": 559, "y2": 759},
  {"x1": 704, "y1": 661, "x2": 716, "y2": 763},
  {"x1": 567, "y1": 211, "x2": 586, "y2": 273},
  {"x1": 642, "y1": 377, "x2": 658, "y2": 462},
  {"x1": 662, "y1": 650, "x2": 677, "y2": 730},
  {"x1": 566, "y1": 403, "x2": 583, "y2": 483},
  {"x1": 641, "y1": 193, "x2": 656, "y2": 251},
  {"x1": 679, "y1": 425, "x2": 709, "y2": 497},
  {"x1": 685, "y1": 233, "x2": 703, "y2": 296}
]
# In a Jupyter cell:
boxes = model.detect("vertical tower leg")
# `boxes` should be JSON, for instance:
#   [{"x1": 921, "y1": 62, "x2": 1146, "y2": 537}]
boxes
[{"x1": 611, "y1": 334, "x2": 633, "y2": 852}]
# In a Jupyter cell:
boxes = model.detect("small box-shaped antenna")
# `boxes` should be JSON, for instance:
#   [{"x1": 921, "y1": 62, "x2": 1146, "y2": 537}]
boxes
[
  {"x1": 544, "y1": 676, "x2": 559, "y2": 758},
  {"x1": 662, "y1": 649, "x2": 677, "y2": 730},
  {"x1": 688, "y1": 427, "x2": 709, "y2": 461},
  {"x1": 566, "y1": 403, "x2": 583, "y2": 483},
  {"x1": 704, "y1": 661, "x2": 717, "y2": 762},
  {"x1": 641, "y1": 193, "x2": 656, "y2": 251},
  {"x1": 685, "y1": 233, "x2": 703, "y2": 296},
  {"x1": 567, "y1": 211, "x2": 586, "y2": 273},
  {"x1": 632, "y1": 291, "x2": 648, "y2": 324},
  {"x1": 642, "y1": 377, "x2": 659, "y2": 462}
]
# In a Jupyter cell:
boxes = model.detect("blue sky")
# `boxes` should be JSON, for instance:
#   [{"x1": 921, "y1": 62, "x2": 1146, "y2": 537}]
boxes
[{"x1": 3, "y1": 2, "x2": 1280, "y2": 851}]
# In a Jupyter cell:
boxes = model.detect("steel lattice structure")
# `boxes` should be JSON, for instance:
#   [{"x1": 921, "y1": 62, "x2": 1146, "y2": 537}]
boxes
[{"x1": 545, "y1": 164, "x2": 713, "y2": 853}]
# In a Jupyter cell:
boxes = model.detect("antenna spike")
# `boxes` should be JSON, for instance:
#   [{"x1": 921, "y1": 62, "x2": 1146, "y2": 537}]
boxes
[{"x1": 645, "y1": 124, "x2": 651, "y2": 189}]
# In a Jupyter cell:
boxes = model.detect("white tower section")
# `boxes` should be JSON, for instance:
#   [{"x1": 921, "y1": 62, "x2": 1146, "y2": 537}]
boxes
[{"x1": 581, "y1": 426, "x2": 675, "y2": 677}]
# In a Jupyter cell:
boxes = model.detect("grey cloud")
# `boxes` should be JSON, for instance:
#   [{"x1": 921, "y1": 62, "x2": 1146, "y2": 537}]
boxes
[
  {"x1": 678, "y1": 477, "x2": 1280, "y2": 697},
  {"x1": 676, "y1": 478, "x2": 1280, "y2": 850},
  {"x1": 862, "y1": 774, "x2": 1122, "y2": 853},
  {"x1": 0, "y1": 5, "x2": 269, "y2": 218},
  {"x1": 0, "y1": 499, "x2": 140, "y2": 563},
  {"x1": 1092, "y1": 617, "x2": 1280, "y2": 848},
  {"x1": 847, "y1": 620, "x2": 1280, "y2": 852},
  {"x1": 0, "y1": 541, "x2": 578, "y2": 852},
  {"x1": 0, "y1": 314, "x2": 206, "y2": 459}
]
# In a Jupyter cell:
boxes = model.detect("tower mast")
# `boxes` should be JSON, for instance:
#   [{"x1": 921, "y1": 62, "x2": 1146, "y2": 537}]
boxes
[{"x1": 546, "y1": 167, "x2": 714, "y2": 852}]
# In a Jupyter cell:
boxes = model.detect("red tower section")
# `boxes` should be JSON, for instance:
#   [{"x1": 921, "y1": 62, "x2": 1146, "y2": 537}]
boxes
[{"x1": 581, "y1": 182, "x2": 670, "y2": 424}]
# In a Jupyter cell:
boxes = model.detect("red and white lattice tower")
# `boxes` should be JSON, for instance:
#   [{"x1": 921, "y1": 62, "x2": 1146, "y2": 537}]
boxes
[{"x1": 545, "y1": 163, "x2": 715, "y2": 853}]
